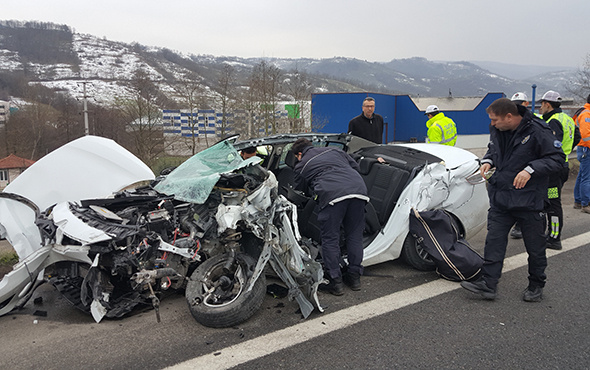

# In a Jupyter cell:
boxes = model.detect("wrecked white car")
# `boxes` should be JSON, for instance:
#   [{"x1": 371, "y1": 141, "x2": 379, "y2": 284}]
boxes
[
  {"x1": 0, "y1": 133, "x2": 488, "y2": 327},
  {"x1": 0, "y1": 136, "x2": 324, "y2": 328},
  {"x1": 234, "y1": 133, "x2": 489, "y2": 271}
]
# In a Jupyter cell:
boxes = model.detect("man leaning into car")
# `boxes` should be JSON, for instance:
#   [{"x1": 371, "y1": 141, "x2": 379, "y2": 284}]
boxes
[
  {"x1": 461, "y1": 98, "x2": 565, "y2": 302},
  {"x1": 291, "y1": 138, "x2": 369, "y2": 295}
]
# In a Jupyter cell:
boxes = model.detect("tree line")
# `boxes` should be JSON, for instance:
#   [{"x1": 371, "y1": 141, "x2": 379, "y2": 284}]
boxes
[
  {"x1": 0, "y1": 60, "x2": 314, "y2": 173},
  {"x1": 0, "y1": 21, "x2": 79, "y2": 66}
]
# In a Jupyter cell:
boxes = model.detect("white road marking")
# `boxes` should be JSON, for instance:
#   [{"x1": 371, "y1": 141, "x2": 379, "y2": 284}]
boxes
[{"x1": 167, "y1": 232, "x2": 590, "y2": 370}]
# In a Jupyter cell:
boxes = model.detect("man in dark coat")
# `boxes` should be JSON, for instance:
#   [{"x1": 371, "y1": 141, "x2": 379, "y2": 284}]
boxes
[
  {"x1": 348, "y1": 97, "x2": 384, "y2": 144},
  {"x1": 292, "y1": 138, "x2": 369, "y2": 295},
  {"x1": 461, "y1": 98, "x2": 565, "y2": 302}
]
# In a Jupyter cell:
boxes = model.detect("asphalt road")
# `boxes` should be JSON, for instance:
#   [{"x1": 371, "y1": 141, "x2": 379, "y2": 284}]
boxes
[{"x1": 1, "y1": 180, "x2": 588, "y2": 370}]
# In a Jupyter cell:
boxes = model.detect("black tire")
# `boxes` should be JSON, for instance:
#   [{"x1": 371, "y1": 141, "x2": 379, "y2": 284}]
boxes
[
  {"x1": 400, "y1": 233, "x2": 436, "y2": 271},
  {"x1": 185, "y1": 253, "x2": 266, "y2": 328}
]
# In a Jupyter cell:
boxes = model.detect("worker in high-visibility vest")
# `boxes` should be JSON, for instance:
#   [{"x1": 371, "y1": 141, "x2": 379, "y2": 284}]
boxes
[
  {"x1": 424, "y1": 105, "x2": 457, "y2": 146},
  {"x1": 574, "y1": 93, "x2": 590, "y2": 214},
  {"x1": 538, "y1": 90, "x2": 581, "y2": 250}
]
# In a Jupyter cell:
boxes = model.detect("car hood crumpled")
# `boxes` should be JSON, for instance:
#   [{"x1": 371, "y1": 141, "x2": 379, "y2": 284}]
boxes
[{"x1": 0, "y1": 136, "x2": 155, "y2": 259}]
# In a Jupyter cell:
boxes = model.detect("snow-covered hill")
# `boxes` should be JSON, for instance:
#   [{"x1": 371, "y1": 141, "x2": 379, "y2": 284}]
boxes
[{"x1": 0, "y1": 22, "x2": 579, "y2": 105}]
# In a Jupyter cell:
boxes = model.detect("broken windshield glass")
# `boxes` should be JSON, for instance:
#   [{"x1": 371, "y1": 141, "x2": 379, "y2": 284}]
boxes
[{"x1": 154, "y1": 139, "x2": 258, "y2": 204}]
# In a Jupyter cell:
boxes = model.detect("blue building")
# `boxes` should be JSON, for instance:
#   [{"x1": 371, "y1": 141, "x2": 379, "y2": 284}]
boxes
[{"x1": 311, "y1": 92, "x2": 504, "y2": 147}]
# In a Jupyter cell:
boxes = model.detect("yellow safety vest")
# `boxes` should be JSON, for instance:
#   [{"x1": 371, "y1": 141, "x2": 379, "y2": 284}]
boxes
[
  {"x1": 548, "y1": 112, "x2": 576, "y2": 162},
  {"x1": 426, "y1": 113, "x2": 457, "y2": 146}
]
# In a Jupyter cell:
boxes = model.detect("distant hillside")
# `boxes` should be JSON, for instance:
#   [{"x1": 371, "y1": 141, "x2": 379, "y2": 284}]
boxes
[
  {"x1": 0, "y1": 20, "x2": 79, "y2": 65},
  {"x1": 0, "y1": 20, "x2": 579, "y2": 105},
  {"x1": 470, "y1": 60, "x2": 575, "y2": 80}
]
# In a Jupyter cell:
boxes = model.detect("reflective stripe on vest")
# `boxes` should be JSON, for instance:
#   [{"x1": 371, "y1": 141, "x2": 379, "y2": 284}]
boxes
[
  {"x1": 576, "y1": 109, "x2": 590, "y2": 127},
  {"x1": 548, "y1": 112, "x2": 576, "y2": 160},
  {"x1": 432, "y1": 123, "x2": 457, "y2": 144}
]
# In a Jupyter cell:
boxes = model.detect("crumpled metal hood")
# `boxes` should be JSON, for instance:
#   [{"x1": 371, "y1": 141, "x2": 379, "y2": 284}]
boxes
[{"x1": 0, "y1": 136, "x2": 155, "y2": 259}]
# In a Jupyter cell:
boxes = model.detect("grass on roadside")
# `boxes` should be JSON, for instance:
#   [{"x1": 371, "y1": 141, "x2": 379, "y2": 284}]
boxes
[{"x1": 0, "y1": 251, "x2": 18, "y2": 266}]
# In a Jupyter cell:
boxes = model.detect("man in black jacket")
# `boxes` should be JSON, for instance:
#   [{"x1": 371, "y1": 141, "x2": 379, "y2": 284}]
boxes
[
  {"x1": 461, "y1": 98, "x2": 565, "y2": 302},
  {"x1": 348, "y1": 97, "x2": 384, "y2": 144},
  {"x1": 292, "y1": 138, "x2": 369, "y2": 295}
]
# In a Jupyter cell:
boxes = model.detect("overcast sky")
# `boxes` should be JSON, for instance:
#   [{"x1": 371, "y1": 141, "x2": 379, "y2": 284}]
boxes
[{"x1": 4, "y1": 0, "x2": 589, "y2": 68}]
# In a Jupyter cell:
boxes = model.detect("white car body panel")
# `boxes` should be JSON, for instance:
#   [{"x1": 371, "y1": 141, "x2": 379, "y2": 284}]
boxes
[
  {"x1": 395, "y1": 143, "x2": 479, "y2": 169},
  {"x1": 51, "y1": 202, "x2": 113, "y2": 245},
  {"x1": 363, "y1": 146, "x2": 488, "y2": 266},
  {"x1": 0, "y1": 136, "x2": 155, "y2": 259},
  {"x1": 4, "y1": 135, "x2": 155, "y2": 211}
]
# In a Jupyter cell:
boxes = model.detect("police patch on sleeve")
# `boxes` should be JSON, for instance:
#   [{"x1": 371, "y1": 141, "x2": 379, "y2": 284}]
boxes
[{"x1": 554, "y1": 140, "x2": 562, "y2": 148}]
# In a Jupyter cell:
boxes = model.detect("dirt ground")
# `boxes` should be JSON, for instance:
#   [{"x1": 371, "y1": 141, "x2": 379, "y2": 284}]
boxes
[
  {"x1": 0, "y1": 239, "x2": 14, "y2": 254},
  {"x1": 0, "y1": 239, "x2": 16, "y2": 278}
]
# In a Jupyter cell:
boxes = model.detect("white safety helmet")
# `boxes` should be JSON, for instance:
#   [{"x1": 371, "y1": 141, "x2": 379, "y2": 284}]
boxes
[
  {"x1": 540, "y1": 90, "x2": 562, "y2": 102},
  {"x1": 425, "y1": 105, "x2": 439, "y2": 115},
  {"x1": 510, "y1": 92, "x2": 528, "y2": 102}
]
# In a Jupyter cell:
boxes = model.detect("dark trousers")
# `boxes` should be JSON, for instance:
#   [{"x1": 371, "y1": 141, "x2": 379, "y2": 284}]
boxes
[
  {"x1": 482, "y1": 208, "x2": 547, "y2": 290},
  {"x1": 317, "y1": 198, "x2": 366, "y2": 279},
  {"x1": 546, "y1": 166, "x2": 569, "y2": 241}
]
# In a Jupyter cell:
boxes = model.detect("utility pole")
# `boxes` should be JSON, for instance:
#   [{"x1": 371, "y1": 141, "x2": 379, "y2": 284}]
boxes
[
  {"x1": 79, "y1": 81, "x2": 90, "y2": 135},
  {"x1": 531, "y1": 84, "x2": 537, "y2": 114}
]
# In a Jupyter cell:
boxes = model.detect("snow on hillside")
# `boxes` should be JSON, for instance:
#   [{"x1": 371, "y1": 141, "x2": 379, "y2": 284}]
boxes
[
  {"x1": 28, "y1": 33, "x2": 176, "y2": 104},
  {"x1": 73, "y1": 33, "x2": 162, "y2": 81},
  {"x1": 0, "y1": 49, "x2": 22, "y2": 70}
]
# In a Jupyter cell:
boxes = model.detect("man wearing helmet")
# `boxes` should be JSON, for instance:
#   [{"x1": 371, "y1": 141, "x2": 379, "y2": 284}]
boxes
[
  {"x1": 538, "y1": 90, "x2": 580, "y2": 250},
  {"x1": 424, "y1": 105, "x2": 457, "y2": 146}
]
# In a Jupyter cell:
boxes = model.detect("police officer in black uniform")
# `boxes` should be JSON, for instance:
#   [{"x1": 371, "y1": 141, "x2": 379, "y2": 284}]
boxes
[
  {"x1": 292, "y1": 138, "x2": 369, "y2": 295},
  {"x1": 461, "y1": 98, "x2": 565, "y2": 302}
]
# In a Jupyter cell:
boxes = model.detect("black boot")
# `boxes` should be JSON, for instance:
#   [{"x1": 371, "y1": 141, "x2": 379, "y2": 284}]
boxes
[
  {"x1": 460, "y1": 277, "x2": 497, "y2": 300},
  {"x1": 510, "y1": 224, "x2": 522, "y2": 239},
  {"x1": 343, "y1": 272, "x2": 361, "y2": 291},
  {"x1": 523, "y1": 286, "x2": 543, "y2": 302},
  {"x1": 545, "y1": 239, "x2": 562, "y2": 250},
  {"x1": 319, "y1": 277, "x2": 344, "y2": 296}
]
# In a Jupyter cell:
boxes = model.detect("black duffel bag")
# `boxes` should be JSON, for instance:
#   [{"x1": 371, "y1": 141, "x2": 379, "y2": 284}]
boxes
[{"x1": 409, "y1": 208, "x2": 483, "y2": 282}]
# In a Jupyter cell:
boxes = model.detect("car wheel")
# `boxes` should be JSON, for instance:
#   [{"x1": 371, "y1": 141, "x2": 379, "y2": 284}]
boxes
[
  {"x1": 185, "y1": 252, "x2": 266, "y2": 328},
  {"x1": 401, "y1": 233, "x2": 436, "y2": 271}
]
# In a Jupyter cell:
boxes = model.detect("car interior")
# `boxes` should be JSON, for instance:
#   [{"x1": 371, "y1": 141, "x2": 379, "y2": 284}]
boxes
[{"x1": 267, "y1": 141, "x2": 442, "y2": 247}]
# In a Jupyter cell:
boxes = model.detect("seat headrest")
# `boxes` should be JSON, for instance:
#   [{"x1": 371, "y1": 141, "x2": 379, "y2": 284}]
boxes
[
  {"x1": 285, "y1": 150, "x2": 296, "y2": 168},
  {"x1": 359, "y1": 157, "x2": 379, "y2": 175}
]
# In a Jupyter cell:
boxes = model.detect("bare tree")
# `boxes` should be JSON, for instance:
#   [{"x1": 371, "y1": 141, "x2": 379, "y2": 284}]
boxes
[
  {"x1": 116, "y1": 68, "x2": 167, "y2": 167},
  {"x1": 92, "y1": 103, "x2": 129, "y2": 145},
  {"x1": 567, "y1": 54, "x2": 590, "y2": 103},
  {"x1": 217, "y1": 64, "x2": 237, "y2": 138},
  {"x1": 249, "y1": 61, "x2": 283, "y2": 136},
  {"x1": 173, "y1": 74, "x2": 207, "y2": 154},
  {"x1": 232, "y1": 85, "x2": 257, "y2": 139},
  {"x1": 55, "y1": 94, "x2": 84, "y2": 144},
  {"x1": 4, "y1": 100, "x2": 59, "y2": 159},
  {"x1": 284, "y1": 67, "x2": 313, "y2": 133}
]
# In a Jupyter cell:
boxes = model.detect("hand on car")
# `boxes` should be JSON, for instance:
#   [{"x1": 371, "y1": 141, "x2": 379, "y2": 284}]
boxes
[{"x1": 480, "y1": 163, "x2": 491, "y2": 179}]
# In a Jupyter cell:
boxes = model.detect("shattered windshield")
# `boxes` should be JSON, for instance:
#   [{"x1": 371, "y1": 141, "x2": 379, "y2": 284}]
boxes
[{"x1": 154, "y1": 139, "x2": 254, "y2": 204}]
